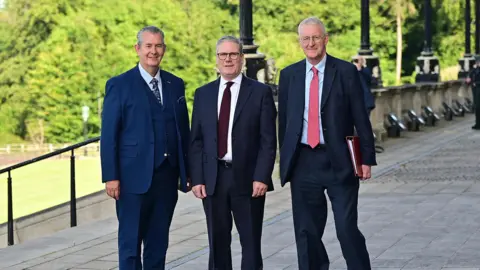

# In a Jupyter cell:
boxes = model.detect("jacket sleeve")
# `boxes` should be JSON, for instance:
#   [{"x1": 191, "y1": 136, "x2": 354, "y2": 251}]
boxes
[
  {"x1": 347, "y1": 65, "x2": 377, "y2": 166},
  {"x1": 253, "y1": 86, "x2": 278, "y2": 183},
  {"x1": 100, "y1": 79, "x2": 122, "y2": 182},
  {"x1": 278, "y1": 69, "x2": 289, "y2": 149},
  {"x1": 188, "y1": 89, "x2": 205, "y2": 185},
  {"x1": 178, "y1": 79, "x2": 191, "y2": 177}
]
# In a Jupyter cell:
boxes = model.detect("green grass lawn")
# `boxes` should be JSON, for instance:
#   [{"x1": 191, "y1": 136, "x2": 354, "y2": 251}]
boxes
[{"x1": 0, "y1": 157, "x2": 104, "y2": 223}]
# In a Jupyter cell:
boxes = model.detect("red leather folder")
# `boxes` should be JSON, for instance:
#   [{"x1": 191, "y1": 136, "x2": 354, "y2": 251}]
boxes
[{"x1": 346, "y1": 136, "x2": 363, "y2": 177}]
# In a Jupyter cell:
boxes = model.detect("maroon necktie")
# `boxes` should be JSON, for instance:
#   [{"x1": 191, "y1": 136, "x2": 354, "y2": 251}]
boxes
[{"x1": 218, "y1": 81, "x2": 234, "y2": 158}]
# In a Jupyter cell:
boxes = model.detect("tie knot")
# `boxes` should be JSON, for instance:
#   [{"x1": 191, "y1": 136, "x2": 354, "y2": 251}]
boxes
[
  {"x1": 150, "y1": 78, "x2": 158, "y2": 85},
  {"x1": 225, "y1": 81, "x2": 234, "y2": 89},
  {"x1": 311, "y1": 66, "x2": 318, "y2": 75}
]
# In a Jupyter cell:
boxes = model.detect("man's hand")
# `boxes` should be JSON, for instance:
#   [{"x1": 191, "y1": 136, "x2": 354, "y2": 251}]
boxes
[
  {"x1": 360, "y1": 165, "x2": 371, "y2": 180},
  {"x1": 105, "y1": 180, "x2": 120, "y2": 200},
  {"x1": 252, "y1": 181, "x2": 268, "y2": 197},
  {"x1": 192, "y1": 184, "x2": 206, "y2": 199},
  {"x1": 466, "y1": 77, "x2": 472, "y2": 84}
]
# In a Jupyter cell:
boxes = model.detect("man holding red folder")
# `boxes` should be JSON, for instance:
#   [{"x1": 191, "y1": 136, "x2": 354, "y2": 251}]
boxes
[{"x1": 277, "y1": 17, "x2": 377, "y2": 270}]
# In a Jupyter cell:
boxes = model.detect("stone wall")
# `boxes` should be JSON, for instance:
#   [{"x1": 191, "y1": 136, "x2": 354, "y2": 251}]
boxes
[{"x1": 370, "y1": 80, "x2": 472, "y2": 139}]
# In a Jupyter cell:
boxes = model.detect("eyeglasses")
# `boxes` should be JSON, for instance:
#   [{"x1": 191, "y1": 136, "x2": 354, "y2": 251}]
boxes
[
  {"x1": 300, "y1": 35, "x2": 325, "y2": 44},
  {"x1": 217, "y1": 52, "x2": 241, "y2": 60}
]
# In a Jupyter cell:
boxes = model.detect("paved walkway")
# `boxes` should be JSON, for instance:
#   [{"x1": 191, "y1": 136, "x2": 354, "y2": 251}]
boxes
[{"x1": 1, "y1": 115, "x2": 480, "y2": 269}]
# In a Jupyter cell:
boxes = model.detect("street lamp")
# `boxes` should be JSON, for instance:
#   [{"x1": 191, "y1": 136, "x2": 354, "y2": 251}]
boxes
[
  {"x1": 458, "y1": 0, "x2": 475, "y2": 79},
  {"x1": 415, "y1": 0, "x2": 440, "y2": 82},
  {"x1": 239, "y1": 0, "x2": 267, "y2": 81},
  {"x1": 353, "y1": 0, "x2": 382, "y2": 88},
  {"x1": 476, "y1": 0, "x2": 480, "y2": 55},
  {"x1": 82, "y1": 105, "x2": 89, "y2": 156}
]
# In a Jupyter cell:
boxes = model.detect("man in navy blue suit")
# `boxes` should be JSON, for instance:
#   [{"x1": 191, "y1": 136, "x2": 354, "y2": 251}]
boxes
[
  {"x1": 189, "y1": 36, "x2": 277, "y2": 270},
  {"x1": 100, "y1": 26, "x2": 190, "y2": 270},
  {"x1": 354, "y1": 56, "x2": 375, "y2": 116},
  {"x1": 278, "y1": 17, "x2": 376, "y2": 270}
]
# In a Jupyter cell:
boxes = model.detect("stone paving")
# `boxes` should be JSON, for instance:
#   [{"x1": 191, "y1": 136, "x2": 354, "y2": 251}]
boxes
[{"x1": 1, "y1": 115, "x2": 480, "y2": 269}]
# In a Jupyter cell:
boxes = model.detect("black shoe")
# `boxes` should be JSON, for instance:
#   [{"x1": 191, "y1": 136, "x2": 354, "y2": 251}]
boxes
[{"x1": 472, "y1": 125, "x2": 480, "y2": 130}]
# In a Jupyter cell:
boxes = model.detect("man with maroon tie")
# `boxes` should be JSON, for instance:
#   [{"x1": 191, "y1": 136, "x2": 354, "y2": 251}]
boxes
[
  {"x1": 277, "y1": 17, "x2": 377, "y2": 270},
  {"x1": 189, "y1": 35, "x2": 277, "y2": 270}
]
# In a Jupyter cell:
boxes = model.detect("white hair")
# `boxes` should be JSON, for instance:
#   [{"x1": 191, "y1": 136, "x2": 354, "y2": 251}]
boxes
[
  {"x1": 137, "y1": 26, "x2": 165, "y2": 45},
  {"x1": 298, "y1": 17, "x2": 327, "y2": 36}
]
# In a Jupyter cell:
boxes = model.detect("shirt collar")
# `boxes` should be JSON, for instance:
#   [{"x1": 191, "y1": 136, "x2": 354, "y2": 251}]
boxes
[
  {"x1": 138, "y1": 63, "x2": 161, "y2": 85},
  {"x1": 220, "y1": 73, "x2": 243, "y2": 87},
  {"x1": 305, "y1": 55, "x2": 327, "y2": 74}
]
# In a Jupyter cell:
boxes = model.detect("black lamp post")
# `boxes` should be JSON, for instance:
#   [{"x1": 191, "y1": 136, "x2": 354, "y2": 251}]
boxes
[
  {"x1": 415, "y1": 0, "x2": 440, "y2": 82},
  {"x1": 353, "y1": 0, "x2": 382, "y2": 88},
  {"x1": 476, "y1": 0, "x2": 480, "y2": 55},
  {"x1": 458, "y1": 0, "x2": 475, "y2": 79},
  {"x1": 239, "y1": 0, "x2": 266, "y2": 82},
  {"x1": 359, "y1": 0, "x2": 372, "y2": 55}
]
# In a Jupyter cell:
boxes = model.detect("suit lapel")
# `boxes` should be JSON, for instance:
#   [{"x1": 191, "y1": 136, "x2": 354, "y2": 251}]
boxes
[
  {"x1": 133, "y1": 66, "x2": 153, "y2": 112},
  {"x1": 293, "y1": 61, "x2": 306, "y2": 123},
  {"x1": 160, "y1": 70, "x2": 172, "y2": 110},
  {"x1": 233, "y1": 75, "x2": 253, "y2": 126},
  {"x1": 208, "y1": 78, "x2": 221, "y2": 135},
  {"x1": 321, "y1": 55, "x2": 336, "y2": 109}
]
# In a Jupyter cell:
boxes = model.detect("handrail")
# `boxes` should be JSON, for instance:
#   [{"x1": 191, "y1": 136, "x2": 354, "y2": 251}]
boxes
[
  {"x1": 1, "y1": 136, "x2": 101, "y2": 246},
  {"x1": 0, "y1": 137, "x2": 100, "y2": 175}
]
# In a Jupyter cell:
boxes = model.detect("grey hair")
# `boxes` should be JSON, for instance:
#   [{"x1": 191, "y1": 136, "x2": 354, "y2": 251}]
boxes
[
  {"x1": 216, "y1": 35, "x2": 243, "y2": 53},
  {"x1": 298, "y1": 17, "x2": 327, "y2": 36},
  {"x1": 137, "y1": 26, "x2": 165, "y2": 45}
]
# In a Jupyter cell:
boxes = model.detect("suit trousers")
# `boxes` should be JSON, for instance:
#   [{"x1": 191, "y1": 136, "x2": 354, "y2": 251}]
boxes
[
  {"x1": 116, "y1": 161, "x2": 179, "y2": 270},
  {"x1": 203, "y1": 163, "x2": 265, "y2": 270},
  {"x1": 290, "y1": 145, "x2": 371, "y2": 270}
]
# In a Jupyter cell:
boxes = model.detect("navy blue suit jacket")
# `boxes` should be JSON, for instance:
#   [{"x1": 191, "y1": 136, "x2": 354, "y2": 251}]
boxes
[
  {"x1": 100, "y1": 66, "x2": 190, "y2": 193},
  {"x1": 278, "y1": 55, "x2": 376, "y2": 186},
  {"x1": 189, "y1": 75, "x2": 277, "y2": 196},
  {"x1": 359, "y1": 67, "x2": 375, "y2": 113}
]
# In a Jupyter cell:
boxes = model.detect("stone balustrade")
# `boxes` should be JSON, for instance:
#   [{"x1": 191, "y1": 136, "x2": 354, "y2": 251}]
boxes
[{"x1": 370, "y1": 80, "x2": 473, "y2": 139}]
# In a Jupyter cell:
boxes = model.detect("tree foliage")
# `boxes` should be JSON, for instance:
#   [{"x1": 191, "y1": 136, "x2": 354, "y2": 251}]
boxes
[{"x1": 0, "y1": 0, "x2": 469, "y2": 143}]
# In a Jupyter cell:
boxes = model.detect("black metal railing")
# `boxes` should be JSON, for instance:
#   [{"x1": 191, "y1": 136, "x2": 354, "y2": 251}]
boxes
[{"x1": 0, "y1": 136, "x2": 100, "y2": 246}]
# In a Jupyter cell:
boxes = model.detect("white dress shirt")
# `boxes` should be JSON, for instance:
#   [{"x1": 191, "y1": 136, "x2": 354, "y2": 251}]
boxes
[
  {"x1": 217, "y1": 74, "x2": 243, "y2": 162},
  {"x1": 301, "y1": 56, "x2": 327, "y2": 145},
  {"x1": 138, "y1": 63, "x2": 163, "y2": 104}
]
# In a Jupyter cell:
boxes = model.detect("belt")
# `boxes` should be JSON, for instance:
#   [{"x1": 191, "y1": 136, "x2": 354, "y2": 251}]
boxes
[
  {"x1": 218, "y1": 160, "x2": 233, "y2": 168},
  {"x1": 299, "y1": 143, "x2": 327, "y2": 150}
]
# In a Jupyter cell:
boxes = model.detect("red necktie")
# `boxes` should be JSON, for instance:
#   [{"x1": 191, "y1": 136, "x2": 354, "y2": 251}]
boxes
[
  {"x1": 218, "y1": 81, "x2": 234, "y2": 158},
  {"x1": 307, "y1": 67, "x2": 320, "y2": 148}
]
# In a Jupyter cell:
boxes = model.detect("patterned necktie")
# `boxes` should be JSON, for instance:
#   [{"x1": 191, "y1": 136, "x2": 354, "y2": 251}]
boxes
[
  {"x1": 150, "y1": 78, "x2": 162, "y2": 105},
  {"x1": 218, "y1": 81, "x2": 234, "y2": 158},
  {"x1": 307, "y1": 66, "x2": 320, "y2": 148}
]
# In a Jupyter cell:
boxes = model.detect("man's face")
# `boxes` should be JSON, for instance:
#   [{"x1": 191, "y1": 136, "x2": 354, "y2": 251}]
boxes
[
  {"x1": 355, "y1": 57, "x2": 365, "y2": 69},
  {"x1": 299, "y1": 24, "x2": 328, "y2": 62},
  {"x1": 135, "y1": 32, "x2": 165, "y2": 68},
  {"x1": 216, "y1": 41, "x2": 243, "y2": 79}
]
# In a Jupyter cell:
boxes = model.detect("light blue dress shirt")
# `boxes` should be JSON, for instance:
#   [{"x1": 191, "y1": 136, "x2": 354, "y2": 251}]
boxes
[{"x1": 300, "y1": 56, "x2": 327, "y2": 145}]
